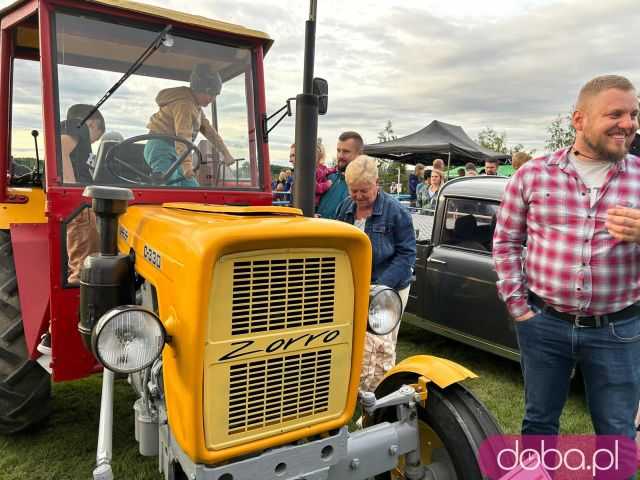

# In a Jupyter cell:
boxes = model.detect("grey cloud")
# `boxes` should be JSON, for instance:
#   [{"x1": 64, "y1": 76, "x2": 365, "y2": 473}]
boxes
[{"x1": 325, "y1": 1, "x2": 639, "y2": 153}]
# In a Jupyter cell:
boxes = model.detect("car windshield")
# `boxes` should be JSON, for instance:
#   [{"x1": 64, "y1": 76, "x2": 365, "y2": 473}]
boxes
[{"x1": 53, "y1": 11, "x2": 260, "y2": 190}]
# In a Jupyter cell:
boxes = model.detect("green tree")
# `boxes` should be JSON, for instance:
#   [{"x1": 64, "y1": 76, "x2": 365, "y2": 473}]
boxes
[
  {"x1": 545, "y1": 114, "x2": 575, "y2": 152},
  {"x1": 378, "y1": 120, "x2": 397, "y2": 143},
  {"x1": 375, "y1": 121, "x2": 406, "y2": 191},
  {"x1": 378, "y1": 160, "x2": 407, "y2": 192},
  {"x1": 477, "y1": 127, "x2": 508, "y2": 154},
  {"x1": 477, "y1": 127, "x2": 535, "y2": 156}
]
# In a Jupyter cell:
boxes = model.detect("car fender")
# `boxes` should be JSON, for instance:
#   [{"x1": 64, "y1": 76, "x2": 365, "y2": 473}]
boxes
[{"x1": 380, "y1": 354, "x2": 477, "y2": 390}]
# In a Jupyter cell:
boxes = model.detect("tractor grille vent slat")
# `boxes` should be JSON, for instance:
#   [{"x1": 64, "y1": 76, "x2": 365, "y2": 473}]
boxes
[
  {"x1": 231, "y1": 257, "x2": 336, "y2": 335},
  {"x1": 227, "y1": 350, "x2": 332, "y2": 434}
]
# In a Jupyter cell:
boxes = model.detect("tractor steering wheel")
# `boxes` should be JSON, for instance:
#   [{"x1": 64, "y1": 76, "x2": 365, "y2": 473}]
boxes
[{"x1": 105, "y1": 134, "x2": 203, "y2": 186}]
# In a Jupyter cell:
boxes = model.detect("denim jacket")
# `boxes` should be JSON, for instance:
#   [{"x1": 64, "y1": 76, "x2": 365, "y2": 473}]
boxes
[{"x1": 336, "y1": 191, "x2": 416, "y2": 290}]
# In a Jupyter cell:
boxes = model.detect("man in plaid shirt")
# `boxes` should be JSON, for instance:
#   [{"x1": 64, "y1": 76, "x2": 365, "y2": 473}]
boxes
[{"x1": 494, "y1": 75, "x2": 640, "y2": 440}]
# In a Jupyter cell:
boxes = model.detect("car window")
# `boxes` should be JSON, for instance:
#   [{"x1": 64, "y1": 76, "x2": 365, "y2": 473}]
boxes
[{"x1": 441, "y1": 198, "x2": 499, "y2": 252}]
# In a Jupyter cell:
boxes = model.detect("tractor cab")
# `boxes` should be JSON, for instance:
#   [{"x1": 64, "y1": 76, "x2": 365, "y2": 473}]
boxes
[{"x1": 0, "y1": 0, "x2": 273, "y2": 381}]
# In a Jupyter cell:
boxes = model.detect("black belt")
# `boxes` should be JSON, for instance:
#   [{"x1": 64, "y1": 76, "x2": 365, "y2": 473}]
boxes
[{"x1": 529, "y1": 293, "x2": 639, "y2": 328}]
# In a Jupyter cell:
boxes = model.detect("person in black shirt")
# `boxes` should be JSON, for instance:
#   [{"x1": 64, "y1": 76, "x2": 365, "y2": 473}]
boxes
[
  {"x1": 61, "y1": 104, "x2": 105, "y2": 283},
  {"x1": 60, "y1": 104, "x2": 105, "y2": 183}
]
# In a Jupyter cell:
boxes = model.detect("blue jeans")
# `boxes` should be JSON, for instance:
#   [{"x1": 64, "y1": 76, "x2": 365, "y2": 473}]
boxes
[
  {"x1": 143, "y1": 138, "x2": 199, "y2": 187},
  {"x1": 515, "y1": 307, "x2": 640, "y2": 439}
]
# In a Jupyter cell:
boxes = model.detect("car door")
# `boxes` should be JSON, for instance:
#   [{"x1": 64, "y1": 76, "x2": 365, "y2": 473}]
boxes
[{"x1": 427, "y1": 197, "x2": 518, "y2": 351}]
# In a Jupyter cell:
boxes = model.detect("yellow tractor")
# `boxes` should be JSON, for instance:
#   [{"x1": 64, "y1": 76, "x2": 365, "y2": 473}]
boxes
[{"x1": 0, "y1": 0, "x2": 501, "y2": 478}]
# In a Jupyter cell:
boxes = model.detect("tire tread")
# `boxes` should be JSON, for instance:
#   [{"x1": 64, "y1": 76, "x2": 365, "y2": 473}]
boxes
[{"x1": 0, "y1": 230, "x2": 51, "y2": 434}]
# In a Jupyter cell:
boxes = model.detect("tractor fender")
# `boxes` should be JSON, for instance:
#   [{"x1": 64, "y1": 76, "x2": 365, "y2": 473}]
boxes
[
  {"x1": 9, "y1": 223, "x2": 50, "y2": 357},
  {"x1": 0, "y1": 188, "x2": 46, "y2": 229},
  {"x1": 380, "y1": 354, "x2": 477, "y2": 390}
]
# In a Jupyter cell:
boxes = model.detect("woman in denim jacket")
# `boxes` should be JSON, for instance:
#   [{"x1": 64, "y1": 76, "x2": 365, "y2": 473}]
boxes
[{"x1": 336, "y1": 155, "x2": 416, "y2": 392}]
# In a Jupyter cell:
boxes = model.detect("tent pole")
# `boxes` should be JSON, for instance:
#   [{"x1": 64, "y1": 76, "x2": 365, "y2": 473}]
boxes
[{"x1": 447, "y1": 152, "x2": 451, "y2": 181}]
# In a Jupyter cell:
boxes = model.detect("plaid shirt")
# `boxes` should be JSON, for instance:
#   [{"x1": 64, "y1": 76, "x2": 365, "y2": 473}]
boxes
[{"x1": 494, "y1": 148, "x2": 640, "y2": 318}]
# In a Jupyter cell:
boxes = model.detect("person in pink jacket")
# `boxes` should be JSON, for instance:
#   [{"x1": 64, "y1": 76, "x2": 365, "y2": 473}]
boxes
[{"x1": 315, "y1": 142, "x2": 336, "y2": 207}]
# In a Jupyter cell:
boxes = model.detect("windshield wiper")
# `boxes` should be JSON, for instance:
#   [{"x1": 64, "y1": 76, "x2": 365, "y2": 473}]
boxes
[{"x1": 80, "y1": 25, "x2": 174, "y2": 126}]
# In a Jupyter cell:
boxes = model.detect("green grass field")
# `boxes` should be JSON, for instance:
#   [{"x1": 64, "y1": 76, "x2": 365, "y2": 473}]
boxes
[{"x1": 0, "y1": 317, "x2": 595, "y2": 480}]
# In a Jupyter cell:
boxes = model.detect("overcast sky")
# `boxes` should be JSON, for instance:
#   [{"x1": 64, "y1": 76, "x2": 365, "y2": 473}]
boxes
[{"x1": 3, "y1": 0, "x2": 640, "y2": 166}]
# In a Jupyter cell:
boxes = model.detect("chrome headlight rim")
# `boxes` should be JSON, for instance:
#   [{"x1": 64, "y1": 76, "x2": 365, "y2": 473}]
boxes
[
  {"x1": 367, "y1": 285, "x2": 403, "y2": 335},
  {"x1": 91, "y1": 305, "x2": 167, "y2": 374}
]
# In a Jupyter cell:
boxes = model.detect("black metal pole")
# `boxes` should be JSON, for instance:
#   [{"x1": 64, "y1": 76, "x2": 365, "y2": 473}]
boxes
[
  {"x1": 302, "y1": 2, "x2": 316, "y2": 95},
  {"x1": 294, "y1": 95, "x2": 318, "y2": 217},
  {"x1": 294, "y1": 1, "x2": 319, "y2": 217}
]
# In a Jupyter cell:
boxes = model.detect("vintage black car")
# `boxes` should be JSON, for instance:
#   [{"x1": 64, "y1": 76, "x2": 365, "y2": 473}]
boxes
[{"x1": 406, "y1": 176, "x2": 520, "y2": 360}]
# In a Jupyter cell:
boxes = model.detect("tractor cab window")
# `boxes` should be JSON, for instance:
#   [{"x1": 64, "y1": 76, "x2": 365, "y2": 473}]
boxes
[
  {"x1": 10, "y1": 58, "x2": 44, "y2": 185},
  {"x1": 53, "y1": 11, "x2": 260, "y2": 190}
]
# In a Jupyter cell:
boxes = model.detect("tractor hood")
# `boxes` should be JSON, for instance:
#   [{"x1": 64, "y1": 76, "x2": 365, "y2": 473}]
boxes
[
  {"x1": 116, "y1": 204, "x2": 365, "y2": 274},
  {"x1": 162, "y1": 203, "x2": 302, "y2": 217},
  {"x1": 115, "y1": 203, "x2": 372, "y2": 463}
]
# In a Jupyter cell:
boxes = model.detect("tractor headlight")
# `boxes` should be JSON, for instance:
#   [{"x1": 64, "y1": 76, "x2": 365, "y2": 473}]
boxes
[
  {"x1": 368, "y1": 285, "x2": 402, "y2": 335},
  {"x1": 91, "y1": 306, "x2": 166, "y2": 374}
]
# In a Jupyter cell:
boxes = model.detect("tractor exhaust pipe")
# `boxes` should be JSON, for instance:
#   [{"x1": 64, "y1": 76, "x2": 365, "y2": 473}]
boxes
[
  {"x1": 78, "y1": 186, "x2": 135, "y2": 351},
  {"x1": 293, "y1": 1, "x2": 319, "y2": 217}
]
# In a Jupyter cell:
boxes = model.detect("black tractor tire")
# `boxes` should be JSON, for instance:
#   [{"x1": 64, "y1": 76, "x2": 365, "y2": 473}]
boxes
[
  {"x1": 367, "y1": 373, "x2": 502, "y2": 480},
  {"x1": 0, "y1": 230, "x2": 51, "y2": 434}
]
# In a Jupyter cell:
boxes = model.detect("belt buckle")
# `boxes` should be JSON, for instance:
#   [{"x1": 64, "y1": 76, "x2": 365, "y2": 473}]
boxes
[{"x1": 573, "y1": 315, "x2": 590, "y2": 328}]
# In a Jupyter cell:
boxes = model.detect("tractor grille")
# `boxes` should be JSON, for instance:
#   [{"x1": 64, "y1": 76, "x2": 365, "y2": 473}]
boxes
[
  {"x1": 205, "y1": 249, "x2": 354, "y2": 450},
  {"x1": 231, "y1": 257, "x2": 336, "y2": 335},
  {"x1": 227, "y1": 350, "x2": 331, "y2": 435}
]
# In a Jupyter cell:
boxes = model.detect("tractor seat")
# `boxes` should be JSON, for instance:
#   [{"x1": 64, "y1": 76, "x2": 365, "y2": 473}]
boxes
[{"x1": 93, "y1": 134, "x2": 152, "y2": 185}]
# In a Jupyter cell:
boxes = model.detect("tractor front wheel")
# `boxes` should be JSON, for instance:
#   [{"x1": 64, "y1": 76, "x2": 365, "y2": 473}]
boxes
[
  {"x1": 366, "y1": 373, "x2": 502, "y2": 480},
  {"x1": 0, "y1": 230, "x2": 51, "y2": 434}
]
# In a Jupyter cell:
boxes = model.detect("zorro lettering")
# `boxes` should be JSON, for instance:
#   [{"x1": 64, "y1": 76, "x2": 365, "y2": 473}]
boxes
[{"x1": 219, "y1": 329, "x2": 341, "y2": 361}]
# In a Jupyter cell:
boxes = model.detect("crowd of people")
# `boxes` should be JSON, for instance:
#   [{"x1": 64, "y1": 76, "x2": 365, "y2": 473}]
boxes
[{"x1": 275, "y1": 142, "x2": 533, "y2": 216}]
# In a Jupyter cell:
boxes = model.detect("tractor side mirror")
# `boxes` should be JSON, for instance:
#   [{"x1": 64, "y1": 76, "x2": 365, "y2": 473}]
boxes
[{"x1": 313, "y1": 77, "x2": 328, "y2": 115}]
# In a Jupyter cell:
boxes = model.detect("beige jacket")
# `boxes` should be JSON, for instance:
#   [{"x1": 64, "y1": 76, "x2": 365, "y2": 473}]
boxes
[{"x1": 146, "y1": 86, "x2": 233, "y2": 176}]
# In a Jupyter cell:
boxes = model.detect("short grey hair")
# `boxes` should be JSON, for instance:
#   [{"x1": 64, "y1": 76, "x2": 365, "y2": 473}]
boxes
[{"x1": 345, "y1": 155, "x2": 378, "y2": 185}]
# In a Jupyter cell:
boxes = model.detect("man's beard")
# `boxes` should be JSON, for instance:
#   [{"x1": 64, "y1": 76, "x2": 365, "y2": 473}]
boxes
[
  {"x1": 337, "y1": 161, "x2": 348, "y2": 172},
  {"x1": 583, "y1": 129, "x2": 633, "y2": 163}
]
